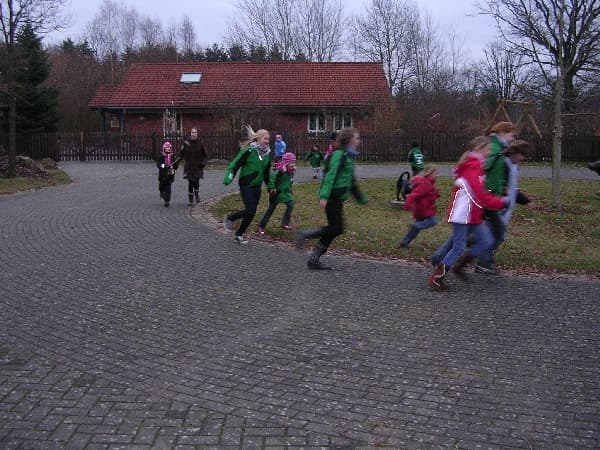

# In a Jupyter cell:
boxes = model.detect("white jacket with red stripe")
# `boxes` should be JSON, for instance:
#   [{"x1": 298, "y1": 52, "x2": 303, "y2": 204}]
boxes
[{"x1": 447, "y1": 152, "x2": 506, "y2": 225}]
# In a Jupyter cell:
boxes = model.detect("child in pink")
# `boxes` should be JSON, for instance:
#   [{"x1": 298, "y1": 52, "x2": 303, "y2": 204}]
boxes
[
  {"x1": 399, "y1": 167, "x2": 440, "y2": 248},
  {"x1": 429, "y1": 136, "x2": 507, "y2": 291}
]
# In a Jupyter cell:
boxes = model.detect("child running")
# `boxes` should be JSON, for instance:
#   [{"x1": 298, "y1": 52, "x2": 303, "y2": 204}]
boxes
[
  {"x1": 304, "y1": 145, "x2": 324, "y2": 180},
  {"x1": 258, "y1": 152, "x2": 296, "y2": 234},
  {"x1": 399, "y1": 166, "x2": 440, "y2": 248},
  {"x1": 295, "y1": 127, "x2": 368, "y2": 270},
  {"x1": 223, "y1": 126, "x2": 272, "y2": 244},
  {"x1": 428, "y1": 136, "x2": 507, "y2": 291},
  {"x1": 156, "y1": 141, "x2": 179, "y2": 208}
]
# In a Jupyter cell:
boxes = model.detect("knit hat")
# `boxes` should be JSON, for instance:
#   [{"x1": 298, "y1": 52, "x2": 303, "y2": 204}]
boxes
[
  {"x1": 281, "y1": 152, "x2": 296, "y2": 164},
  {"x1": 276, "y1": 152, "x2": 296, "y2": 172},
  {"x1": 162, "y1": 141, "x2": 172, "y2": 152}
]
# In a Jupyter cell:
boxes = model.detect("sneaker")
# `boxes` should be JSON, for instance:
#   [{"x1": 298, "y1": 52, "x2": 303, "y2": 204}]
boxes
[
  {"x1": 164, "y1": 202, "x2": 169, "y2": 208},
  {"x1": 281, "y1": 224, "x2": 293, "y2": 231},
  {"x1": 234, "y1": 235, "x2": 248, "y2": 244},
  {"x1": 258, "y1": 227, "x2": 265, "y2": 235},
  {"x1": 474, "y1": 264, "x2": 501, "y2": 276},
  {"x1": 307, "y1": 260, "x2": 332, "y2": 270},
  {"x1": 223, "y1": 215, "x2": 233, "y2": 231}
]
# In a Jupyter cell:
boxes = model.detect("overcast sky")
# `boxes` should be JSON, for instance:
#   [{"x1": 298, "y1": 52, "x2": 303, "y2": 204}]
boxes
[{"x1": 47, "y1": 0, "x2": 498, "y2": 60}]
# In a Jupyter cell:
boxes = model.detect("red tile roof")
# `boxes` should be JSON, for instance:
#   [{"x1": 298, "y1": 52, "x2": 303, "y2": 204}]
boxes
[{"x1": 89, "y1": 62, "x2": 392, "y2": 109}]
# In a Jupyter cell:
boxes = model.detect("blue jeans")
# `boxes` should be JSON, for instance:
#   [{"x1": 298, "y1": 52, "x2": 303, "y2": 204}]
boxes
[
  {"x1": 478, "y1": 211, "x2": 507, "y2": 267},
  {"x1": 431, "y1": 223, "x2": 493, "y2": 268},
  {"x1": 400, "y1": 216, "x2": 437, "y2": 246}
]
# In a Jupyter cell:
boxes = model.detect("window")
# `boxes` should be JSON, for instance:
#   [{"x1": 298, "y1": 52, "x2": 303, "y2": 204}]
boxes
[
  {"x1": 333, "y1": 113, "x2": 352, "y2": 131},
  {"x1": 308, "y1": 113, "x2": 326, "y2": 132},
  {"x1": 180, "y1": 73, "x2": 202, "y2": 83}
]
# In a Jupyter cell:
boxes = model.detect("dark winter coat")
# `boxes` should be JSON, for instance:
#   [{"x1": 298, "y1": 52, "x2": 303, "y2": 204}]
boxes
[{"x1": 180, "y1": 138, "x2": 208, "y2": 179}]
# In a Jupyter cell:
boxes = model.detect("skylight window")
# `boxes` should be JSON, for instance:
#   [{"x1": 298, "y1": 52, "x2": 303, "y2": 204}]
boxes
[{"x1": 180, "y1": 73, "x2": 202, "y2": 83}]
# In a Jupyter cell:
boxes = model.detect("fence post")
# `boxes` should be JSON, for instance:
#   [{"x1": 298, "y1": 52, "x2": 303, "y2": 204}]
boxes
[
  {"x1": 151, "y1": 132, "x2": 157, "y2": 161},
  {"x1": 79, "y1": 132, "x2": 86, "y2": 161}
]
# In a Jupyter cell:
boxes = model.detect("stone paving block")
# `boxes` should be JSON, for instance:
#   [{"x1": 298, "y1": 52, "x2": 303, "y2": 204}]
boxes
[{"x1": 1, "y1": 162, "x2": 599, "y2": 449}]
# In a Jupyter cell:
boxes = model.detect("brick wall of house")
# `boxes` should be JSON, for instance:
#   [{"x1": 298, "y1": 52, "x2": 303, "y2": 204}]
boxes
[{"x1": 116, "y1": 110, "x2": 377, "y2": 136}]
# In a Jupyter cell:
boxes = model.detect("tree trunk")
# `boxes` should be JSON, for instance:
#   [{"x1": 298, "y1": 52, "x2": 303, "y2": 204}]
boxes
[
  {"x1": 7, "y1": 94, "x2": 17, "y2": 178},
  {"x1": 551, "y1": 77, "x2": 562, "y2": 209}
]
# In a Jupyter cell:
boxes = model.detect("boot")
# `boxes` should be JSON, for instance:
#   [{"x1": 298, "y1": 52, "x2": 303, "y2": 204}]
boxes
[
  {"x1": 194, "y1": 190, "x2": 200, "y2": 204},
  {"x1": 188, "y1": 194, "x2": 194, "y2": 206},
  {"x1": 428, "y1": 263, "x2": 449, "y2": 291},
  {"x1": 452, "y1": 252, "x2": 474, "y2": 279},
  {"x1": 295, "y1": 228, "x2": 321, "y2": 249},
  {"x1": 307, "y1": 243, "x2": 332, "y2": 270}
]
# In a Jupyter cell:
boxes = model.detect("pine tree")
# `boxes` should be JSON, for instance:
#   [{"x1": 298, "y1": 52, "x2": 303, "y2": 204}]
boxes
[{"x1": 13, "y1": 23, "x2": 59, "y2": 132}]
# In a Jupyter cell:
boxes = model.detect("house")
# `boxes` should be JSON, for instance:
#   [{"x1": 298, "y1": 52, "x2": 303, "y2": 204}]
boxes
[{"x1": 88, "y1": 62, "x2": 394, "y2": 136}]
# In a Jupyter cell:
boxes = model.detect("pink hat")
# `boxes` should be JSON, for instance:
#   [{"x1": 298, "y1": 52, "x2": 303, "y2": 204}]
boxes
[
  {"x1": 276, "y1": 152, "x2": 296, "y2": 172},
  {"x1": 281, "y1": 152, "x2": 296, "y2": 163},
  {"x1": 162, "y1": 141, "x2": 172, "y2": 151}
]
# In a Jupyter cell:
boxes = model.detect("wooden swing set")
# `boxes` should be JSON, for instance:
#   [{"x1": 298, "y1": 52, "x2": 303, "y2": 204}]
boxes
[{"x1": 488, "y1": 99, "x2": 542, "y2": 137}]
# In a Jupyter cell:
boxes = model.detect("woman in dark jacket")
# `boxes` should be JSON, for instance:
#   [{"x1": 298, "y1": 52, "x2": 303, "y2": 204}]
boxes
[{"x1": 180, "y1": 127, "x2": 208, "y2": 206}]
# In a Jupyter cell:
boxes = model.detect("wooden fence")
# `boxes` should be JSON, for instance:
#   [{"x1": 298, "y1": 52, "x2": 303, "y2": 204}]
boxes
[{"x1": 1, "y1": 131, "x2": 599, "y2": 163}]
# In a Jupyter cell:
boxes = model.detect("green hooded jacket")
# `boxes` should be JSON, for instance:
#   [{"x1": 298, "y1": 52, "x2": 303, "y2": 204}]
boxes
[
  {"x1": 223, "y1": 144, "x2": 272, "y2": 188},
  {"x1": 484, "y1": 135, "x2": 508, "y2": 195},
  {"x1": 407, "y1": 145, "x2": 425, "y2": 172},
  {"x1": 267, "y1": 170, "x2": 293, "y2": 203},
  {"x1": 319, "y1": 149, "x2": 367, "y2": 203},
  {"x1": 304, "y1": 150, "x2": 324, "y2": 168}
]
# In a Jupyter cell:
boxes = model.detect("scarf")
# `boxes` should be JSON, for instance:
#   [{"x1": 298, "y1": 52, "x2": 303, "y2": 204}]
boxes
[{"x1": 163, "y1": 151, "x2": 172, "y2": 166}]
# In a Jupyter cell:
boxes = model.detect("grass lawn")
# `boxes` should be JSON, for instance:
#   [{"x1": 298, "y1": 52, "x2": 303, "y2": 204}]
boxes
[
  {"x1": 212, "y1": 177, "x2": 600, "y2": 277},
  {"x1": 0, "y1": 170, "x2": 72, "y2": 195}
]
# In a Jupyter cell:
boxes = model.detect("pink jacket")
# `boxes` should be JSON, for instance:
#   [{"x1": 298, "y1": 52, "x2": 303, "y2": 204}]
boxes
[{"x1": 447, "y1": 152, "x2": 506, "y2": 225}]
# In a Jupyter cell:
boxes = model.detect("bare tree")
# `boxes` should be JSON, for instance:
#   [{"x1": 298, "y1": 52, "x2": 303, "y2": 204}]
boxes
[
  {"x1": 227, "y1": 0, "x2": 343, "y2": 61},
  {"x1": 480, "y1": 41, "x2": 532, "y2": 101},
  {"x1": 119, "y1": 5, "x2": 138, "y2": 51},
  {"x1": 85, "y1": 0, "x2": 123, "y2": 84},
  {"x1": 227, "y1": 0, "x2": 296, "y2": 60},
  {"x1": 139, "y1": 15, "x2": 163, "y2": 49},
  {"x1": 178, "y1": 14, "x2": 197, "y2": 58},
  {"x1": 0, "y1": 0, "x2": 67, "y2": 177},
  {"x1": 479, "y1": 0, "x2": 600, "y2": 208},
  {"x1": 295, "y1": 0, "x2": 343, "y2": 61},
  {"x1": 351, "y1": 0, "x2": 417, "y2": 94},
  {"x1": 408, "y1": 11, "x2": 445, "y2": 93}
]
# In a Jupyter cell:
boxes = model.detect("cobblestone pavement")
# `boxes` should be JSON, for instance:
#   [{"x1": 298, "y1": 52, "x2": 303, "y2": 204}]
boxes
[{"x1": 1, "y1": 161, "x2": 598, "y2": 449}]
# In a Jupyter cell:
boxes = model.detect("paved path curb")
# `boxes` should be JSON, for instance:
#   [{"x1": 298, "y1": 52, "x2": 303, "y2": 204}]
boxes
[{"x1": 1, "y1": 161, "x2": 598, "y2": 449}]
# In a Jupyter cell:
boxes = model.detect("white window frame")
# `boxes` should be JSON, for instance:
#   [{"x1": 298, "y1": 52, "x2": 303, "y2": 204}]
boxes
[
  {"x1": 308, "y1": 113, "x2": 326, "y2": 133},
  {"x1": 333, "y1": 112, "x2": 353, "y2": 131},
  {"x1": 180, "y1": 73, "x2": 202, "y2": 83}
]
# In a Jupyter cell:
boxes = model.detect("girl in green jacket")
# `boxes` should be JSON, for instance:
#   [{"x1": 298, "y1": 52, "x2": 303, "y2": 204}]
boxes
[
  {"x1": 258, "y1": 152, "x2": 296, "y2": 234},
  {"x1": 295, "y1": 127, "x2": 368, "y2": 270},
  {"x1": 223, "y1": 126, "x2": 272, "y2": 244}
]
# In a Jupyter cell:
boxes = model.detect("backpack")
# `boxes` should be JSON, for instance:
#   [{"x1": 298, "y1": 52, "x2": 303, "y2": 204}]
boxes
[
  {"x1": 396, "y1": 171, "x2": 412, "y2": 201},
  {"x1": 322, "y1": 151, "x2": 348, "y2": 186}
]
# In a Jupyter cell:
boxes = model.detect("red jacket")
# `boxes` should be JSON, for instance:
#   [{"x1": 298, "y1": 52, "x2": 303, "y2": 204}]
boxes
[
  {"x1": 403, "y1": 176, "x2": 439, "y2": 219},
  {"x1": 447, "y1": 152, "x2": 506, "y2": 225}
]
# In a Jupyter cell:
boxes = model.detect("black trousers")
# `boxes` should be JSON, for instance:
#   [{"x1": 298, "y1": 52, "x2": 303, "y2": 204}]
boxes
[
  {"x1": 187, "y1": 177, "x2": 200, "y2": 193},
  {"x1": 158, "y1": 174, "x2": 174, "y2": 202},
  {"x1": 229, "y1": 185, "x2": 262, "y2": 236},
  {"x1": 319, "y1": 195, "x2": 344, "y2": 249},
  {"x1": 259, "y1": 199, "x2": 294, "y2": 228}
]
